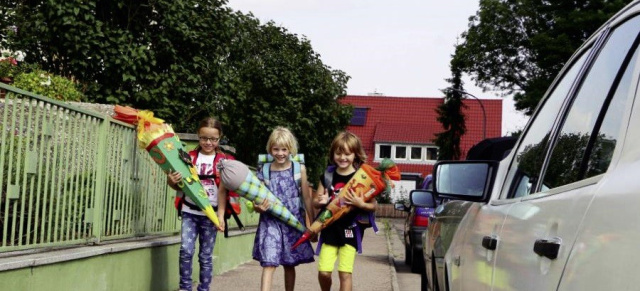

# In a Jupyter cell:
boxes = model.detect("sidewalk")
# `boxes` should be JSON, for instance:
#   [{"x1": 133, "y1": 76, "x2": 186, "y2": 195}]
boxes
[{"x1": 212, "y1": 218, "x2": 400, "y2": 290}]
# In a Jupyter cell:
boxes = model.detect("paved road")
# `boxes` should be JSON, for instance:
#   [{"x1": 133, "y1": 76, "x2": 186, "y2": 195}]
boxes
[
  {"x1": 189, "y1": 218, "x2": 426, "y2": 290},
  {"x1": 213, "y1": 218, "x2": 399, "y2": 290},
  {"x1": 389, "y1": 219, "x2": 424, "y2": 291}
]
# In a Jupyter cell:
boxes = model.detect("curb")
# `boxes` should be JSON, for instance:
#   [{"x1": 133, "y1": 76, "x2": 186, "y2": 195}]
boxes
[{"x1": 385, "y1": 219, "x2": 401, "y2": 291}]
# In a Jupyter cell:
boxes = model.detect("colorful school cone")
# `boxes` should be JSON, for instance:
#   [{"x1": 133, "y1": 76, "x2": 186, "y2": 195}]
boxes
[
  {"x1": 291, "y1": 159, "x2": 401, "y2": 250},
  {"x1": 217, "y1": 159, "x2": 307, "y2": 233},
  {"x1": 113, "y1": 106, "x2": 220, "y2": 228}
]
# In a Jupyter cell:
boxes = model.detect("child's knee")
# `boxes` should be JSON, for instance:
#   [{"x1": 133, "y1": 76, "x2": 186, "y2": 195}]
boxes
[
  {"x1": 318, "y1": 271, "x2": 332, "y2": 280},
  {"x1": 339, "y1": 271, "x2": 352, "y2": 280}
]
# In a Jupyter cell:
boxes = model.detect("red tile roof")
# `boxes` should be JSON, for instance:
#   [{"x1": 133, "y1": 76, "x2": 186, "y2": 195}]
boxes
[
  {"x1": 340, "y1": 95, "x2": 503, "y2": 178},
  {"x1": 373, "y1": 123, "x2": 437, "y2": 144}
]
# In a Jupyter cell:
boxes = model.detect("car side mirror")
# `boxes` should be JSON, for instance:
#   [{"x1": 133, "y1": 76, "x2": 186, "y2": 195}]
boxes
[
  {"x1": 394, "y1": 202, "x2": 408, "y2": 212},
  {"x1": 433, "y1": 160, "x2": 499, "y2": 203},
  {"x1": 409, "y1": 189, "x2": 437, "y2": 208}
]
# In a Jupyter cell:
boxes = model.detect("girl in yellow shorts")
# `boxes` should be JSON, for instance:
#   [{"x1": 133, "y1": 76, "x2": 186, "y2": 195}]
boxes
[{"x1": 313, "y1": 131, "x2": 377, "y2": 291}]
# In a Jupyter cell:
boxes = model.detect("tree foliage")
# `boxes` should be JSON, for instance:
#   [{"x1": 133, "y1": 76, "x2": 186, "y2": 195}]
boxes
[
  {"x1": 5, "y1": 0, "x2": 237, "y2": 126},
  {"x1": 434, "y1": 63, "x2": 467, "y2": 161},
  {"x1": 219, "y1": 15, "x2": 352, "y2": 180},
  {"x1": 1, "y1": 0, "x2": 352, "y2": 180},
  {"x1": 453, "y1": 0, "x2": 631, "y2": 115}
]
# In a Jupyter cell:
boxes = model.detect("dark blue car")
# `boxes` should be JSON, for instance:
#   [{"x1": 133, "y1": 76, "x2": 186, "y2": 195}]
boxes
[{"x1": 394, "y1": 175, "x2": 436, "y2": 273}]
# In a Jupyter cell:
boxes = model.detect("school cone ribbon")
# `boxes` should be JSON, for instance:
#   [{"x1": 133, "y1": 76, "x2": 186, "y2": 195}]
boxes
[
  {"x1": 113, "y1": 105, "x2": 220, "y2": 227},
  {"x1": 291, "y1": 159, "x2": 401, "y2": 250},
  {"x1": 217, "y1": 159, "x2": 307, "y2": 233}
]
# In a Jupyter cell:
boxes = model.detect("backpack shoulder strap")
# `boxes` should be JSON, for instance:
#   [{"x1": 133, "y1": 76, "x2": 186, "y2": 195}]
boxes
[
  {"x1": 323, "y1": 166, "x2": 336, "y2": 191},
  {"x1": 261, "y1": 163, "x2": 272, "y2": 185},
  {"x1": 256, "y1": 154, "x2": 271, "y2": 185},
  {"x1": 292, "y1": 160, "x2": 301, "y2": 188},
  {"x1": 188, "y1": 149, "x2": 199, "y2": 165},
  {"x1": 212, "y1": 152, "x2": 226, "y2": 186}
]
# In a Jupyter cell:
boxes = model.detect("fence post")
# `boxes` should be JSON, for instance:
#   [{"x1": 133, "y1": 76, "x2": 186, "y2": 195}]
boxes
[{"x1": 90, "y1": 119, "x2": 110, "y2": 243}]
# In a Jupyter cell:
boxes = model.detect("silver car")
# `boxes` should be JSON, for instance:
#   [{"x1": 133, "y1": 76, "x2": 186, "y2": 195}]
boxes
[{"x1": 427, "y1": 1, "x2": 640, "y2": 290}]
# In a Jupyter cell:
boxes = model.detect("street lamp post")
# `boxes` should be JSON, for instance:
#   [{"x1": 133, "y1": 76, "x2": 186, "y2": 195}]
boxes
[{"x1": 448, "y1": 88, "x2": 487, "y2": 140}]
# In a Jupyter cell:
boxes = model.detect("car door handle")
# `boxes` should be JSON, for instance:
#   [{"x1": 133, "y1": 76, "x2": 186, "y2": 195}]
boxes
[
  {"x1": 533, "y1": 238, "x2": 561, "y2": 260},
  {"x1": 482, "y1": 235, "x2": 498, "y2": 250}
]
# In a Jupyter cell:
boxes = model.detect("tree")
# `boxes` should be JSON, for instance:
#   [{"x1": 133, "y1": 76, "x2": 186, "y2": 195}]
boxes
[
  {"x1": 2, "y1": 2, "x2": 352, "y2": 180},
  {"x1": 218, "y1": 14, "x2": 352, "y2": 180},
  {"x1": 434, "y1": 62, "x2": 467, "y2": 161},
  {"x1": 4, "y1": 0, "x2": 237, "y2": 126},
  {"x1": 453, "y1": 0, "x2": 631, "y2": 115}
]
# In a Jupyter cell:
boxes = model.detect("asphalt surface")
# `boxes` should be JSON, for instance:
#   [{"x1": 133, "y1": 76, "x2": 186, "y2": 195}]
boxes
[{"x1": 209, "y1": 218, "x2": 420, "y2": 290}]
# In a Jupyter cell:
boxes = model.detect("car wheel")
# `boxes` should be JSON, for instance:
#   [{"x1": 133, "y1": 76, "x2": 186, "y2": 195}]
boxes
[
  {"x1": 404, "y1": 243, "x2": 411, "y2": 265},
  {"x1": 411, "y1": 248, "x2": 424, "y2": 273},
  {"x1": 420, "y1": 268, "x2": 428, "y2": 291},
  {"x1": 431, "y1": 255, "x2": 439, "y2": 291}
]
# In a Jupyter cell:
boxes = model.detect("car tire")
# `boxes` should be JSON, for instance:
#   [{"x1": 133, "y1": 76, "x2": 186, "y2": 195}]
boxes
[
  {"x1": 411, "y1": 248, "x2": 424, "y2": 273},
  {"x1": 404, "y1": 243, "x2": 412, "y2": 265},
  {"x1": 431, "y1": 255, "x2": 439, "y2": 291},
  {"x1": 420, "y1": 268, "x2": 428, "y2": 291}
]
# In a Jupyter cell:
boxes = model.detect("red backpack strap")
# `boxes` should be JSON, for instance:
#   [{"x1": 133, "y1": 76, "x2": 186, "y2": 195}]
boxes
[{"x1": 188, "y1": 149, "x2": 199, "y2": 165}]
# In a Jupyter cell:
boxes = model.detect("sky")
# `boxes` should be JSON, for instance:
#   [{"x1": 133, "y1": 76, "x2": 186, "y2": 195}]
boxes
[{"x1": 225, "y1": 0, "x2": 530, "y2": 135}]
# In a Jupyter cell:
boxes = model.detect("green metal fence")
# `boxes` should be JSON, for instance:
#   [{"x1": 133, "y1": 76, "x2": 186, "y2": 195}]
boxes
[{"x1": 0, "y1": 83, "x2": 180, "y2": 252}]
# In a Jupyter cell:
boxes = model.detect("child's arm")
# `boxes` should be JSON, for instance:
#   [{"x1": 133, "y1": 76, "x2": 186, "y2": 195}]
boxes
[
  {"x1": 313, "y1": 182, "x2": 329, "y2": 209},
  {"x1": 166, "y1": 170, "x2": 181, "y2": 191},
  {"x1": 216, "y1": 183, "x2": 227, "y2": 232},
  {"x1": 343, "y1": 189, "x2": 376, "y2": 212},
  {"x1": 300, "y1": 165, "x2": 314, "y2": 219}
]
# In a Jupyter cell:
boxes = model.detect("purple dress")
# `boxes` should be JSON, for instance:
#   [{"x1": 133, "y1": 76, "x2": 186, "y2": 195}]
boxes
[{"x1": 253, "y1": 168, "x2": 315, "y2": 267}]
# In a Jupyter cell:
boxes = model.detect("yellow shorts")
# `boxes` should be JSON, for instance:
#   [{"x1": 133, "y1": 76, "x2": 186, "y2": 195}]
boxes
[{"x1": 317, "y1": 244, "x2": 357, "y2": 273}]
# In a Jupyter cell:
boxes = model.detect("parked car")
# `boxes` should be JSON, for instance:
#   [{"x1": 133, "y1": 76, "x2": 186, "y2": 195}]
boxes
[
  {"x1": 395, "y1": 184, "x2": 437, "y2": 273},
  {"x1": 420, "y1": 136, "x2": 517, "y2": 291},
  {"x1": 427, "y1": 1, "x2": 640, "y2": 290}
]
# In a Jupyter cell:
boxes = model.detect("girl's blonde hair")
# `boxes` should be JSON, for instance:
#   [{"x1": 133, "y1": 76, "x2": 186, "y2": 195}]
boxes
[
  {"x1": 266, "y1": 126, "x2": 298, "y2": 156},
  {"x1": 329, "y1": 131, "x2": 367, "y2": 168}
]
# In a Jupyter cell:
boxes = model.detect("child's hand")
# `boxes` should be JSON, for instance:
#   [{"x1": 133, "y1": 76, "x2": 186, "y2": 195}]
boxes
[
  {"x1": 167, "y1": 170, "x2": 182, "y2": 186},
  {"x1": 344, "y1": 189, "x2": 365, "y2": 208},
  {"x1": 216, "y1": 215, "x2": 225, "y2": 232},
  {"x1": 254, "y1": 199, "x2": 270, "y2": 213},
  {"x1": 317, "y1": 189, "x2": 329, "y2": 205}
]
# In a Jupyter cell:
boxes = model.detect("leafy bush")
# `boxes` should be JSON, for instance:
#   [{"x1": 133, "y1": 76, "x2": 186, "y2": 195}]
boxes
[{"x1": 13, "y1": 69, "x2": 84, "y2": 101}]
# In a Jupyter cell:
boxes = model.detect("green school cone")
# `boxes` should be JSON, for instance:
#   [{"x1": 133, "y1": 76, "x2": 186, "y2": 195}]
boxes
[{"x1": 146, "y1": 133, "x2": 220, "y2": 227}]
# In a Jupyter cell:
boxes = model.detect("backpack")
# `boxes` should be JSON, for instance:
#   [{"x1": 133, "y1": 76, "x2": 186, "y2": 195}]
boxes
[
  {"x1": 317, "y1": 165, "x2": 379, "y2": 254},
  {"x1": 256, "y1": 154, "x2": 306, "y2": 212},
  {"x1": 174, "y1": 150, "x2": 244, "y2": 237}
]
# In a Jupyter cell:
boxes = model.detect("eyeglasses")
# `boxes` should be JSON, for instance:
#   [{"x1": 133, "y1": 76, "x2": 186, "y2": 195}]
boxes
[{"x1": 199, "y1": 137, "x2": 220, "y2": 143}]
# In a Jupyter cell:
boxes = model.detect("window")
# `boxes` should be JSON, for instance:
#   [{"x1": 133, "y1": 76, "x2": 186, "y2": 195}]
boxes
[
  {"x1": 426, "y1": 147, "x2": 438, "y2": 161},
  {"x1": 411, "y1": 147, "x2": 422, "y2": 160},
  {"x1": 585, "y1": 45, "x2": 639, "y2": 178},
  {"x1": 379, "y1": 145, "x2": 391, "y2": 159},
  {"x1": 395, "y1": 146, "x2": 407, "y2": 159},
  {"x1": 506, "y1": 48, "x2": 591, "y2": 198},
  {"x1": 350, "y1": 107, "x2": 368, "y2": 126},
  {"x1": 375, "y1": 144, "x2": 438, "y2": 163},
  {"x1": 541, "y1": 16, "x2": 640, "y2": 189}
]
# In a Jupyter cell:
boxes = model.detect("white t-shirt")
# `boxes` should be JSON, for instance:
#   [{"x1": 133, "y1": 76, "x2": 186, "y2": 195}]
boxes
[{"x1": 181, "y1": 152, "x2": 218, "y2": 216}]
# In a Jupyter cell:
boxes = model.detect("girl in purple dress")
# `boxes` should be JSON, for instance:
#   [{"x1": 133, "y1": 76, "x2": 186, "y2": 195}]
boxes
[{"x1": 253, "y1": 127, "x2": 314, "y2": 291}]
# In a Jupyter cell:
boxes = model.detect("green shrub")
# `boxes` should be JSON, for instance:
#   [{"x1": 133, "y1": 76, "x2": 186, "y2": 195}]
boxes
[{"x1": 13, "y1": 69, "x2": 84, "y2": 101}]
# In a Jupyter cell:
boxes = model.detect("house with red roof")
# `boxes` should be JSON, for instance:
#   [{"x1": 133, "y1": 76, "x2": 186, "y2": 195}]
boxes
[{"x1": 340, "y1": 95, "x2": 502, "y2": 199}]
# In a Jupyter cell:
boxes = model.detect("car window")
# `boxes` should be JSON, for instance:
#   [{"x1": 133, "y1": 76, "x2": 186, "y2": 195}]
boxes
[
  {"x1": 541, "y1": 15, "x2": 640, "y2": 190},
  {"x1": 412, "y1": 192, "x2": 436, "y2": 207},
  {"x1": 507, "y1": 49, "x2": 591, "y2": 198},
  {"x1": 586, "y1": 46, "x2": 639, "y2": 177}
]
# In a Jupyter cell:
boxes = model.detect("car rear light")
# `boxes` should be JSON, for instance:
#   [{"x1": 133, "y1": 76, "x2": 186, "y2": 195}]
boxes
[{"x1": 413, "y1": 215, "x2": 429, "y2": 227}]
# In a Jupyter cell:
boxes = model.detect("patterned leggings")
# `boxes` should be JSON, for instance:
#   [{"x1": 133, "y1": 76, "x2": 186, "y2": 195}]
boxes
[{"x1": 179, "y1": 212, "x2": 218, "y2": 291}]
